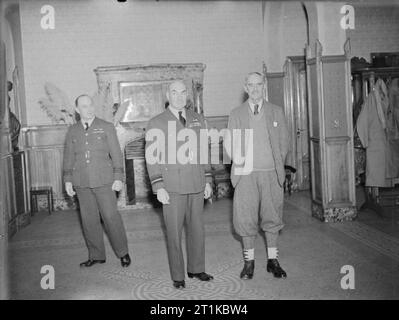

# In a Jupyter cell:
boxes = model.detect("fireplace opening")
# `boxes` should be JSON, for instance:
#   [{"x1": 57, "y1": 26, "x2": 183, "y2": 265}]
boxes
[{"x1": 124, "y1": 135, "x2": 160, "y2": 207}]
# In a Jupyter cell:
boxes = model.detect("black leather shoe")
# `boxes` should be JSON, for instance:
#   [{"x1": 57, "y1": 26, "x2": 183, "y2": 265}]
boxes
[
  {"x1": 240, "y1": 260, "x2": 255, "y2": 279},
  {"x1": 79, "y1": 259, "x2": 106, "y2": 267},
  {"x1": 173, "y1": 280, "x2": 186, "y2": 289},
  {"x1": 267, "y1": 259, "x2": 287, "y2": 278},
  {"x1": 187, "y1": 272, "x2": 214, "y2": 281},
  {"x1": 120, "y1": 254, "x2": 131, "y2": 267}
]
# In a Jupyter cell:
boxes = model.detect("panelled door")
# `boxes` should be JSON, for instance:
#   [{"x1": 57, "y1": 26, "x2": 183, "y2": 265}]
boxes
[
  {"x1": 0, "y1": 41, "x2": 9, "y2": 299},
  {"x1": 284, "y1": 56, "x2": 310, "y2": 191}
]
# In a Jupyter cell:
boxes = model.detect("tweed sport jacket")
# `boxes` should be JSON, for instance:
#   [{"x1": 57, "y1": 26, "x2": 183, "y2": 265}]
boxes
[{"x1": 225, "y1": 99, "x2": 290, "y2": 188}]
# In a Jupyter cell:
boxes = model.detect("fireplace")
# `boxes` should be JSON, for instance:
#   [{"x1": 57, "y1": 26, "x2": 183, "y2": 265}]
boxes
[
  {"x1": 124, "y1": 134, "x2": 152, "y2": 205},
  {"x1": 93, "y1": 63, "x2": 206, "y2": 209}
]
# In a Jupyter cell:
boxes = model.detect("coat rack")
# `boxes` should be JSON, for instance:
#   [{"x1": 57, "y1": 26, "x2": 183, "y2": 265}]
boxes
[{"x1": 352, "y1": 62, "x2": 399, "y2": 216}]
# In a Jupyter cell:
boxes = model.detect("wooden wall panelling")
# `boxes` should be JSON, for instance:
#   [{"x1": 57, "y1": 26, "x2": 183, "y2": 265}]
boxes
[
  {"x1": 306, "y1": 51, "x2": 322, "y2": 205},
  {"x1": 6, "y1": 155, "x2": 17, "y2": 236},
  {"x1": 325, "y1": 137, "x2": 351, "y2": 203},
  {"x1": 306, "y1": 40, "x2": 357, "y2": 222},
  {"x1": 22, "y1": 125, "x2": 70, "y2": 210}
]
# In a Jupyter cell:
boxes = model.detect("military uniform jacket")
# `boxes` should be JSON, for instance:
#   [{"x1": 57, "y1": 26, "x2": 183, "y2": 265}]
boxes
[
  {"x1": 145, "y1": 108, "x2": 213, "y2": 194},
  {"x1": 225, "y1": 100, "x2": 290, "y2": 188},
  {"x1": 63, "y1": 117, "x2": 124, "y2": 188}
]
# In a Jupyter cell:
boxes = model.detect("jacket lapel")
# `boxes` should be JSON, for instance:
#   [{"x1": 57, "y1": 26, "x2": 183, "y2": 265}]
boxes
[
  {"x1": 91, "y1": 117, "x2": 100, "y2": 130},
  {"x1": 239, "y1": 101, "x2": 250, "y2": 129},
  {"x1": 264, "y1": 100, "x2": 279, "y2": 160}
]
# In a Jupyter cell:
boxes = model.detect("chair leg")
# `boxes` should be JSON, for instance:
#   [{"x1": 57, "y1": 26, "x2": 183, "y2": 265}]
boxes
[
  {"x1": 51, "y1": 190, "x2": 54, "y2": 212},
  {"x1": 33, "y1": 195, "x2": 38, "y2": 213},
  {"x1": 47, "y1": 192, "x2": 51, "y2": 214},
  {"x1": 30, "y1": 194, "x2": 35, "y2": 216}
]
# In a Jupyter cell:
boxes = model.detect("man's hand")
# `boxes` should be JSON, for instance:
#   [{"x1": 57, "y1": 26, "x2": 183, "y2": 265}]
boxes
[
  {"x1": 157, "y1": 188, "x2": 170, "y2": 205},
  {"x1": 204, "y1": 183, "x2": 213, "y2": 199},
  {"x1": 65, "y1": 182, "x2": 76, "y2": 197},
  {"x1": 112, "y1": 180, "x2": 123, "y2": 192}
]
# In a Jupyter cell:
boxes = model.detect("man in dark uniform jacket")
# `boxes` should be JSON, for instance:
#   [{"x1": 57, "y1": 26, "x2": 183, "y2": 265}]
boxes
[
  {"x1": 145, "y1": 80, "x2": 214, "y2": 289},
  {"x1": 63, "y1": 94, "x2": 131, "y2": 268}
]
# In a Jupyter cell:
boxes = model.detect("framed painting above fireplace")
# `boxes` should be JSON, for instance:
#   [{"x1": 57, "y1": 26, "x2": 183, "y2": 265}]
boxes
[{"x1": 119, "y1": 80, "x2": 172, "y2": 123}]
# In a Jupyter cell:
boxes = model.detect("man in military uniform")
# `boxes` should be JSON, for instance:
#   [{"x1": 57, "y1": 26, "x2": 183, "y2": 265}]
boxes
[
  {"x1": 63, "y1": 94, "x2": 131, "y2": 268},
  {"x1": 145, "y1": 80, "x2": 214, "y2": 289},
  {"x1": 225, "y1": 72, "x2": 289, "y2": 279}
]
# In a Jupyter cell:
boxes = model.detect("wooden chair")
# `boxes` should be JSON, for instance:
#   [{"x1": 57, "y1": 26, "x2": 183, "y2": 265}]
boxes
[{"x1": 30, "y1": 186, "x2": 54, "y2": 215}]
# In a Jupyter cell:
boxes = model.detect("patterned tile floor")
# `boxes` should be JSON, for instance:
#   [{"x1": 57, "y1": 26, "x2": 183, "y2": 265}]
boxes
[{"x1": 8, "y1": 191, "x2": 399, "y2": 299}]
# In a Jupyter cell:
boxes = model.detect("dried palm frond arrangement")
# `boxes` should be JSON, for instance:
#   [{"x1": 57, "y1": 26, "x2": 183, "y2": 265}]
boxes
[
  {"x1": 39, "y1": 81, "x2": 132, "y2": 151},
  {"x1": 39, "y1": 82, "x2": 128, "y2": 126},
  {"x1": 38, "y1": 82, "x2": 76, "y2": 124},
  {"x1": 92, "y1": 82, "x2": 114, "y2": 123}
]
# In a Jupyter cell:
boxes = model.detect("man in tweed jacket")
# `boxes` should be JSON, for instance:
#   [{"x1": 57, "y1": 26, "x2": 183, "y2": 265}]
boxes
[{"x1": 225, "y1": 72, "x2": 290, "y2": 279}]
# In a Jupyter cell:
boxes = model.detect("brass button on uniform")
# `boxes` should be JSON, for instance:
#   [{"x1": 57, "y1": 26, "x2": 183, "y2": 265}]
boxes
[{"x1": 86, "y1": 160, "x2": 90, "y2": 163}]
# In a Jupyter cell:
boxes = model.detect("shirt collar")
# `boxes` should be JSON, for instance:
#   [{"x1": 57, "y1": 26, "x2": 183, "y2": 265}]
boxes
[
  {"x1": 81, "y1": 117, "x2": 95, "y2": 129},
  {"x1": 168, "y1": 106, "x2": 186, "y2": 120},
  {"x1": 248, "y1": 100, "x2": 263, "y2": 113}
]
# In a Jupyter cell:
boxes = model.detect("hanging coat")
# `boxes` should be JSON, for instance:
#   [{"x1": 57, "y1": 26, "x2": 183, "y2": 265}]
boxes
[
  {"x1": 386, "y1": 78, "x2": 399, "y2": 180},
  {"x1": 356, "y1": 83, "x2": 390, "y2": 187},
  {"x1": 387, "y1": 78, "x2": 399, "y2": 140}
]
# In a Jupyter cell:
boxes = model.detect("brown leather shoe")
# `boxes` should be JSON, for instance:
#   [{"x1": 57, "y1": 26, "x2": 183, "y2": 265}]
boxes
[
  {"x1": 79, "y1": 259, "x2": 106, "y2": 267},
  {"x1": 173, "y1": 280, "x2": 186, "y2": 289},
  {"x1": 187, "y1": 272, "x2": 214, "y2": 281},
  {"x1": 120, "y1": 254, "x2": 131, "y2": 267},
  {"x1": 267, "y1": 259, "x2": 287, "y2": 278},
  {"x1": 240, "y1": 260, "x2": 254, "y2": 279}
]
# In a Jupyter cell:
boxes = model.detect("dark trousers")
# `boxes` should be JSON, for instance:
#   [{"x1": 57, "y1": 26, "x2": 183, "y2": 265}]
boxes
[
  {"x1": 162, "y1": 192, "x2": 205, "y2": 281},
  {"x1": 76, "y1": 185, "x2": 128, "y2": 260}
]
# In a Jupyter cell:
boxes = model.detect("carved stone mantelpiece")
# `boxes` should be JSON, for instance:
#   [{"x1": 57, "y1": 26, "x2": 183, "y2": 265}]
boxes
[{"x1": 94, "y1": 63, "x2": 206, "y2": 119}]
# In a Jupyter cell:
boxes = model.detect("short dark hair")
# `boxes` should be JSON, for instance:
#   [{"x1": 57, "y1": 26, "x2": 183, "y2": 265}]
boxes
[{"x1": 75, "y1": 94, "x2": 92, "y2": 107}]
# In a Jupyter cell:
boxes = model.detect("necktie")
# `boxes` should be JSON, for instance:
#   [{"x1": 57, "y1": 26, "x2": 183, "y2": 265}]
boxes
[
  {"x1": 254, "y1": 104, "x2": 259, "y2": 115},
  {"x1": 85, "y1": 122, "x2": 89, "y2": 131},
  {"x1": 178, "y1": 111, "x2": 186, "y2": 127}
]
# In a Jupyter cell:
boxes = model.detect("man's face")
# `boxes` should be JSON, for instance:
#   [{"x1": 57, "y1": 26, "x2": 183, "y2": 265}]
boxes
[
  {"x1": 76, "y1": 96, "x2": 95, "y2": 121},
  {"x1": 244, "y1": 74, "x2": 264, "y2": 103},
  {"x1": 167, "y1": 81, "x2": 187, "y2": 110}
]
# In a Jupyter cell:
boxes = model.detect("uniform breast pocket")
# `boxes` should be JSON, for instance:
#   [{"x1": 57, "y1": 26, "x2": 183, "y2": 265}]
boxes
[
  {"x1": 94, "y1": 133, "x2": 107, "y2": 149},
  {"x1": 72, "y1": 138, "x2": 84, "y2": 153}
]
